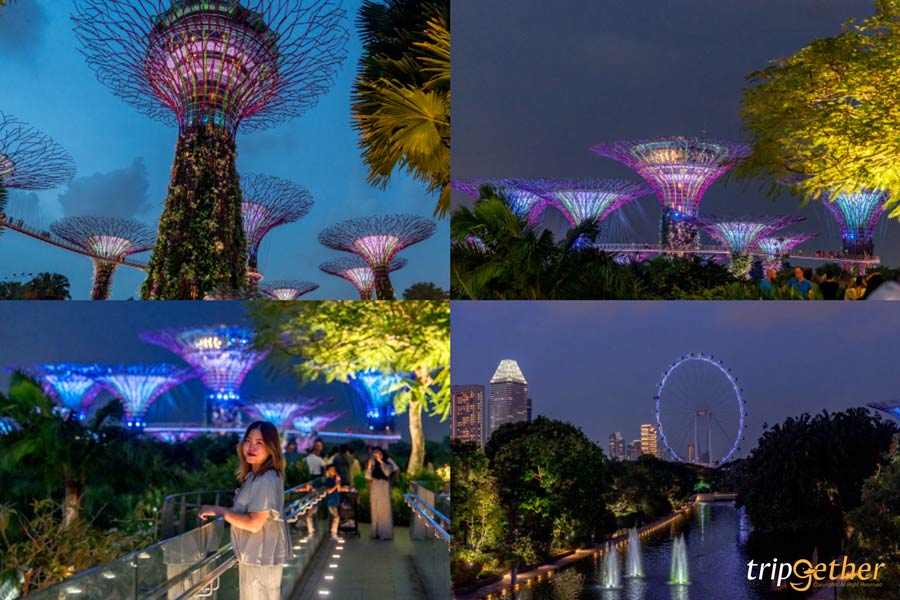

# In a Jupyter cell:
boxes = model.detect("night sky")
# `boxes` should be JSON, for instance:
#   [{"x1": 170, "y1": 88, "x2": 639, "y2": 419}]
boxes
[
  {"x1": 0, "y1": 0, "x2": 449, "y2": 300},
  {"x1": 451, "y1": 301, "x2": 899, "y2": 459},
  {"x1": 451, "y1": 0, "x2": 900, "y2": 266},
  {"x1": 0, "y1": 302, "x2": 448, "y2": 442}
]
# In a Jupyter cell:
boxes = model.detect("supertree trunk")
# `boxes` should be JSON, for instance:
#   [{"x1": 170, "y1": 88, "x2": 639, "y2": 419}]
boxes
[
  {"x1": 660, "y1": 208, "x2": 700, "y2": 251},
  {"x1": 846, "y1": 238, "x2": 875, "y2": 259},
  {"x1": 729, "y1": 253, "x2": 752, "y2": 280},
  {"x1": 91, "y1": 260, "x2": 117, "y2": 300},
  {"x1": 142, "y1": 126, "x2": 247, "y2": 299},
  {"x1": 358, "y1": 288, "x2": 372, "y2": 300},
  {"x1": 406, "y1": 396, "x2": 425, "y2": 474},
  {"x1": 373, "y1": 264, "x2": 395, "y2": 300},
  {"x1": 63, "y1": 479, "x2": 82, "y2": 528}
]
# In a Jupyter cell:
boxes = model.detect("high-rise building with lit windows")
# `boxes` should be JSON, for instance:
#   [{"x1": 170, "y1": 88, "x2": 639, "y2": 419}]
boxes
[
  {"x1": 609, "y1": 432, "x2": 625, "y2": 460},
  {"x1": 641, "y1": 423, "x2": 660, "y2": 458},
  {"x1": 488, "y1": 359, "x2": 529, "y2": 442},
  {"x1": 451, "y1": 385, "x2": 485, "y2": 446}
]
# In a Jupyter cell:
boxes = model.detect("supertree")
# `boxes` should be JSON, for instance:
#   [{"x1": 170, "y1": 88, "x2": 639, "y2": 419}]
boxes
[
  {"x1": 524, "y1": 178, "x2": 650, "y2": 231},
  {"x1": 591, "y1": 136, "x2": 750, "y2": 250},
  {"x1": 290, "y1": 411, "x2": 345, "y2": 450},
  {"x1": 868, "y1": 400, "x2": 900, "y2": 421},
  {"x1": 319, "y1": 255, "x2": 406, "y2": 299},
  {"x1": 693, "y1": 215, "x2": 804, "y2": 278},
  {"x1": 755, "y1": 233, "x2": 818, "y2": 273},
  {"x1": 451, "y1": 178, "x2": 551, "y2": 224},
  {"x1": 50, "y1": 216, "x2": 156, "y2": 300},
  {"x1": 241, "y1": 173, "x2": 314, "y2": 285},
  {"x1": 240, "y1": 397, "x2": 329, "y2": 432},
  {"x1": 25, "y1": 363, "x2": 104, "y2": 420},
  {"x1": 72, "y1": 1, "x2": 349, "y2": 300},
  {"x1": 0, "y1": 112, "x2": 76, "y2": 191},
  {"x1": 259, "y1": 280, "x2": 319, "y2": 301},
  {"x1": 140, "y1": 325, "x2": 269, "y2": 427},
  {"x1": 821, "y1": 190, "x2": 888, "y2": 259},
  {"x1": 318, "y1": 214, "x2": 435, "y2": 300},
  {"x1": 347, "y1": 370, "x2": 404, "y2": 431},
  {"x1": 148, "y1": 430, "x2": 201, "y2": 443},
  {"x1": 96, "y1": 364, "x2": 194, "y2": 430}
]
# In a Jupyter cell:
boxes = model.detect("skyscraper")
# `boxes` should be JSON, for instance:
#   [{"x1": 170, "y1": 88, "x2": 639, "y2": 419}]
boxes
[
  {"x1": 640, "y1": 423, "x2": 659, "y2": 458},
  {"x1": 488, "y1": 359, "x2": 529, "y2": 442},
  {"x1": 451, "y1": 384, "x2": 485, "y2": 446},
  {"x1": 608, "y1": 432, "x2": 625, "y2": 460}
]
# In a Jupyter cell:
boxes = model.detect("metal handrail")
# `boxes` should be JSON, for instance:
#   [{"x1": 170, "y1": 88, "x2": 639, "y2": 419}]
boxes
[
  {"x1": 140, "y1": 541, "x2": 234, "y2": 600},
  {"x1": 172, "y1": 555, "x2": 238, "y2": 600},
  {"x1": 404, "y1": 493, "x2": 450, "y2": 543}
]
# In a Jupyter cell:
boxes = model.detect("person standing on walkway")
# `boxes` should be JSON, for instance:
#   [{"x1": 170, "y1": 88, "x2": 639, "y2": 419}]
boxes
[
  {"x1": 322, "y1": 463, "x2": 344, "y2": 541},
  {"x1": 332, "y1": 444, "x2": 352, "y2": 487},
  {"x1": 200, "y1": 421, "x2": 290, "y2": 600},
  {"x1": 305, "y1": 439, "x2": 325, "y2": 478},
  {"x1": 366, "y1": 447, "x2": 396, "y2": 540}
]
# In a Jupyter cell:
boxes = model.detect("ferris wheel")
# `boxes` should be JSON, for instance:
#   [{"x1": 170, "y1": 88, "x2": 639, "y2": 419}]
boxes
[{"x1": 654, "y1": 353, "x2": 747, "y2": 467}]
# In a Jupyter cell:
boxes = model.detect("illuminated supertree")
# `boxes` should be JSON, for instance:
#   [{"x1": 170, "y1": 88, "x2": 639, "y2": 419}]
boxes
[
  {"x1": 591, "y1": 137, "x2": 750, "y2": 250},
  {"x1": 347, "y1": 370, "x2": 404, "y2": 431},
  {"x1": 96, "y1": 364, "x2": 194, "y2": 430},
  {"x1": 291, "y1": 411, "x2": 345, "y2": 450},
  {"x1": 319, "y1": 255, "x2": 406, "y2": 299},
  {"x1": 755, "y1": 233, "x2": 818, "y2": 273},
  {"x1": 72, "y1": 0, "x2": 349, "y2": 300},
  {"x1": 821, "y1": 190, "x2": 888, "y2": 259},
  {"x1": 694, "y1": 215, "x2": 803, "y2": 278},
  {"x1": 50, "y1": 216, "x2": 155, "y2": 300},
  {"x1": 148, "y1": 430, "x2": 201, "y2": 443},
  {"x1": 525, "y1": 178, "x2": 650, "y2": 231},
  {"x1": 318, "y1": 214, "x2": 435, "y2": 300},
  {"x1": 259, "y1": 280, "x2": 319, "y2": 301},
  {"x1": 0, "y1": 112, "x2": 76, "y2": 191},
  {"x1": 451, "y1": 178, "x2": 551, "y2": 224},
  {"x1": 868, "y1": 400, "x2": 900, "y2": 421},
  {"x1": 241, "y1": 174, "x2": 314, "y2": 284},
  {"x1": 26, "y1": 363, "x2": 104, "y2": 420},
  {"x1": 140, "y1": 325, "x2": 269, "y2": 427},
  {"x1": 241, "y1": 397, "x2": 329, "y2": 432}
]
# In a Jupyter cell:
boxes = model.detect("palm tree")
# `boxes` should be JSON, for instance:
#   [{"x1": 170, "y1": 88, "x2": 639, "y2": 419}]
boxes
[{"x1": 352, "y1": 0, "x2": 450, "y2": 217}]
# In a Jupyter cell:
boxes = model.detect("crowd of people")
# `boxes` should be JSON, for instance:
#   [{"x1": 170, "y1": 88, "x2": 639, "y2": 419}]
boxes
[{"x1": 759, "y1": 266, "x2": 892, "y2": 300}]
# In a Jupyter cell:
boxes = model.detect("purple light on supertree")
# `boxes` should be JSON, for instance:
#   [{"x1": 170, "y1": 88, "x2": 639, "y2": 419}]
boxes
[
  {"x1": 26, "y1": 363, "x2": 104, "y2": 419},
  {"x1": 451, "y1": 178, "x2": 551, "y2": 224},
  {"x1": 259, "y1": 280, "x2": 319, "y2": 301},
  {"x1": 148, "y1": 430, "x2": 201, "y2": 443},
  {"x1": 140, "y1": 325, "x2": 269, "y2": 427},
  {"x1": 319, "y1": 255, "x2": 406, "y2": 299},
  {"x1": 591, "y1": 137, "x2": 750, "y2": 250},
  {"x1": 867, "y1": 400, "x2": 900, "y2": 421},
  {"x1": 821, "y1": 190, "x2": 888, "y2": 258},
  {"x1": 755, "y1": 233, "x2": 818, "y2": 273},
  {"x1": 96, "y1": 364, "x2": 194, "y2": 430},
  {"x1": 241, "y1": 397, "x2": 329, "y2": 431},
  {"x1": 0, "y1": 112, "x2": 76, "y2": 191},
  {"x1": 290, "y1": 411, "x2": 345, "y2": 449},
  {"x1": 318, "y1": 214, "x2": 435, "y2": 300},
  {"x1": 50, "y1": 216, "x2": 156, "y2": 300},
  {"x1": 524, "y1": 178, "x2": 651, "y2": 229},
  {"x1": 347, "y1": 370, "x2": 404, "y2": 431},
  {"x1": 694, "y1": 215, "x2": 804, "y2": 278},
  {"x1": 241, "y1": 173, "x2": 314, "y2": 277}
]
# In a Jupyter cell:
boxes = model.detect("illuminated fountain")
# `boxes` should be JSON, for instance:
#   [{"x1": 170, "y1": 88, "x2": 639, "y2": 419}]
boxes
[
  {"x1": 625, "y1": 527, "x2": 644, "y2": 578},
  {"x1": 599, "y1": 542, "x2": 622, "y2": 589},
  {"x1": 669, "y1": 534, "x2": 690, "y2": 585}
]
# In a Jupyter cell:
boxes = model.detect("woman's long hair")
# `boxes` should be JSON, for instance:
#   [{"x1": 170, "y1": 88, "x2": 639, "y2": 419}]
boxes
[{"x1": 236, "y1": 421, "x2": 285, "y2": 483}]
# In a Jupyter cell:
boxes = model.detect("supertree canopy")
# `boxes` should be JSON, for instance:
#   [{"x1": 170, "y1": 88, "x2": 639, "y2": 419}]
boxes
[
  {"x1": 822, "y1": 190, "x2": 888, "y2": 258},
  {"x1": 451, "y1": 178, "x2": 551, "y2": 224},
  {"x1": 259, "y1": 280, "x2": 319, "y2": 301},
  {"x1": 241, "y1": 173, "x2": 314, "y2": 281},
  {"x1": 755, "y1": 232, "x2": 818, "y2": 273},
  {"x1": 149, "y1": 430, "x2": 201, "y2": 443},
  {"x1": 318, "y1": 214, "x2": 435, "y2": 300},
  {"x1": 140, "y1": 325, "x2": 269, "y2": 427},
  {"x1": 26, "y1": 363, "x2": 104, "y2": 419},
  {"x1": 50, "y1": 216, "x2": 156, "y2": 300},
  {"x1": 347, "y1": 370, "x2": 404, "y2": 431},
  {"x1": 291, "y1": 411, "x2": 345, "y2": 449},
  {"x1": 525, "y1": 178, "x2": 650, "y2": 229},
  {"x1": 0, "y1": 112, "x2": 76, "y2": 191},
  {"x1": 694, "y1": 215, "x2": 803, "y2": 278},
  {"x1": 96, "y1": 364, "x2": 194, "y2": 430},
  {"x1": 241, "y1": 397, "x2": 329, "y2": 431},
  {"x1": 72, "y1": 0, "x2": 349, "y2": 300},
  {"x1": 591, "y1": 137, "x2": 750, "y2": 250},
  {"x1": 319, "y1": 255, "x2": 406, "y2": 299},
  {"x1": 867, "y1": 400, "x2": 900, "y2": 421}
]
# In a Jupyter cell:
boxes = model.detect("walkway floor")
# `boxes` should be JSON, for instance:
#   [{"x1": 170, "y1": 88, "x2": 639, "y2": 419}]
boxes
[{"x1": 291, "y1": 524, "x2": 429, "y2": 600}]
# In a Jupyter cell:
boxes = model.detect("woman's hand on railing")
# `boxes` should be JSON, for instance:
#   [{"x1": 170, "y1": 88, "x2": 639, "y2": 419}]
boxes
[{"x1": 199, "y1": 505, "x2": 223, "y2": 520}]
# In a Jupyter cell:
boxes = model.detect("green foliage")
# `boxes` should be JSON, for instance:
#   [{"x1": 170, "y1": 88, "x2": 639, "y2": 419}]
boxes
[
  {"x1": 626, "y1": 256, "x2": 741, "y2": 299},
  {"x1": 402, "y1": 281, "x2": 449, "y2": 300},
  {"x1": 91, "y1": 261, "x2": 116, "y2": 301},
  {"x1": 608, "y1": 457, "x2": 705, "y2": 527},
  {"x1": 141, "y1": 126, "x2": 247, "y2": 299},
  {"x1": 352, "y1": 0, "x2": 450, "y2": 217},
  {"x1": 0, "y1": 272, "x2": 71, "y2": 300},
  {"x1": 738, "y1": 0, "x2": 900, "y2": 219}
]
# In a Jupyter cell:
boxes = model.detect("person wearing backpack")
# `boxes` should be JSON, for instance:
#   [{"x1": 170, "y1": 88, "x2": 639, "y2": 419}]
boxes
[{"x1": 366, "y1": 447, "x2": 396, "y2": 540}]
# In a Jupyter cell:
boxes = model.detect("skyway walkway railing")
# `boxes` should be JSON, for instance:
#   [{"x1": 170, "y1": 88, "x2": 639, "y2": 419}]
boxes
[{"x1": 405, "y1": 481, "x2": 450, "y2": 600}]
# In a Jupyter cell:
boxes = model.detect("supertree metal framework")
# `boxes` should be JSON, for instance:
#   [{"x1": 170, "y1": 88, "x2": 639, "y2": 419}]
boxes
[
  {"x1": 96, "y1": 364, "x2": 194, "y2": 429},
  {"x1": 259, "y1": 279, "x2": 319, "y2": 301},
  {"x1": 0, "y1": 112, "x2": 76, "y2": 190},
  {"x1": 451, "y1": 178, "x2": 551, "y2": 224},
  {"x1": 591, "y1": 137, "x2": 750, "y2": 250},
  {"x1": 26, "y1": 363, "x2": 104, "y2": 419},
  {"x1": 50, "y1": 216, "x2": 156, "y2": 300},
  {"x1": 755, "y1": 233, "x2": 818, "y2": 273},
  {"x1": 821, "y1": 190, "x2": 888, "y2": 258},
  {"x1": 291, "y1": 411, "x2": 345, "y2": 449},
  {"x1": 140, "y1": 325, "x2": 269, "y2": 427},
  {"x1": 148, "y1": 430, "x2": 201, "y2": 443},
  {"x1": 318, "y1": 214, "x2": 435, "y2": 300},
  {"x1": 867, "y1": 400, "x2": 900, "y2": 421},
  {"x1": 694, "y1": 215, "x2": 803, "y2": 278},
  {"x1": 72, "y1": 0, "x2": 349, "y2": 299},
  {"x1": 241, "y1": 397, "x2": 329, "y2": 431},
  {"x1": 347, "y1": 370, "x2": 404, "y2": 431},
  {"x1": 319, "y1": 255, "x2": 406, "y2": 299},
  {"x1": 524, "y1": 178, "x2": 650, "y2": 229},
  {"x1": 241, "y1": 173, "x2": 314, "y2": 279}
]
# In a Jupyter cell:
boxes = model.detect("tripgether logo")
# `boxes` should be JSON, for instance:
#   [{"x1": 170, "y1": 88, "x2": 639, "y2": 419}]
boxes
[{"x1": 746, "y1": 558, "x2": 887, "y2": 592}]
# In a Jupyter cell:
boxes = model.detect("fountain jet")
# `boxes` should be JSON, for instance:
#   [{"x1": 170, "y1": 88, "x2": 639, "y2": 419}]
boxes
[
  {"x1": 669, "y1": 534, "x2": 690, "y2": 585},
  {"x1": 599, "y1": 542, "x2": 622, "y2": 589},
  {"x1": 625, "y1": 527, "x2": 644, "y2": 577}
]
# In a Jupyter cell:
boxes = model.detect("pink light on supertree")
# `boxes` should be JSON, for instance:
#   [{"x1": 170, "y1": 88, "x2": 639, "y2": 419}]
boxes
[
  {"x1": 50, "y1": 216, "x2": 156, "y2": 300},
  {"x1": 96, "y1": 364, "x2": 194, "y2": 430},
  {"x1": 755, "y1": 233, "x2": 818, "y2": 273},
  {"x1": 451, "y1": 178, "x2": 551, "y2": 224},
  {"x1": 149, "y1": 430, "x2": 201, "y2": 443},
  {"x1": 241, "y1": 397, "x2": 330, "y2": 431},
  {"x1": 0, "y1": 112, "x2": 76, "y2": 191},
  {"x1": 259, "y1": 280, "x2": 319, "y2": 301},
  {"x1": 693, "y1": 215, "x2": 804, "y2": 278},
  {"x1": 821, "y1": 190, "x2": 888, "y2": 259},
  {"x1": 290, "y1": 411, "x2": 345, "y2": 450},
  {"x1": 319, "y1": 255, "x2": 406, "y2": 299},
  {"x1": 523, "y1": 178, "x2": 651, "y2": 229},
  {"x1": 591, "y1": 137, "x2": 750, "y2": 250},
  {"x1": 25, "y1": 363, "x2": 104, "y2": 420},
  {"x1": 318, "y1": 214, "x2": 435, "y2": 300},
  {"x1": 241, "y1": 174, "x2": 314, "y2": 278}
]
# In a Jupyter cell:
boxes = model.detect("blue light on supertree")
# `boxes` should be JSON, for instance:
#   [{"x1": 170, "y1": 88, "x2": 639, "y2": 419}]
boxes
[
  {"x1": 867, "y1": 400, "x2": 900, "y2": 421},
  {"x1": 27, "y1": 363, "x2": 104, "y2": 419},
  {"x1": 0, "y1": 417, "x2": 22, "y2": 435},
  {"x1": 148, "y1": 430, "x2": 200, "y2": 444},
  {"x1": 96, "y1": 364, "x2": 194, "y2": 430},
  {"x1": 347, "y1": 370, "x2": 404, "y2": 431},
  {"x1": 755, "y1": 232, "x2": 818, "y2": 272},
  {"x1": 822, "y1": 190, "x2": 888, "y2": 258},
  {"x1": 290, "y1": 411, "x2": 345, "y2": 450},
  {"x1": 241, "y1": 397, "x2": 329, "y2": 431},
  {"x1": 523, "y1": 178, "x2": 651, "y2": 230},
  {"x1": 451, "y1": 178, "x2": 551, "y2": 224},
  {"x1": 694, "y1": 215, "x2": 803, "y2": 278}
]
